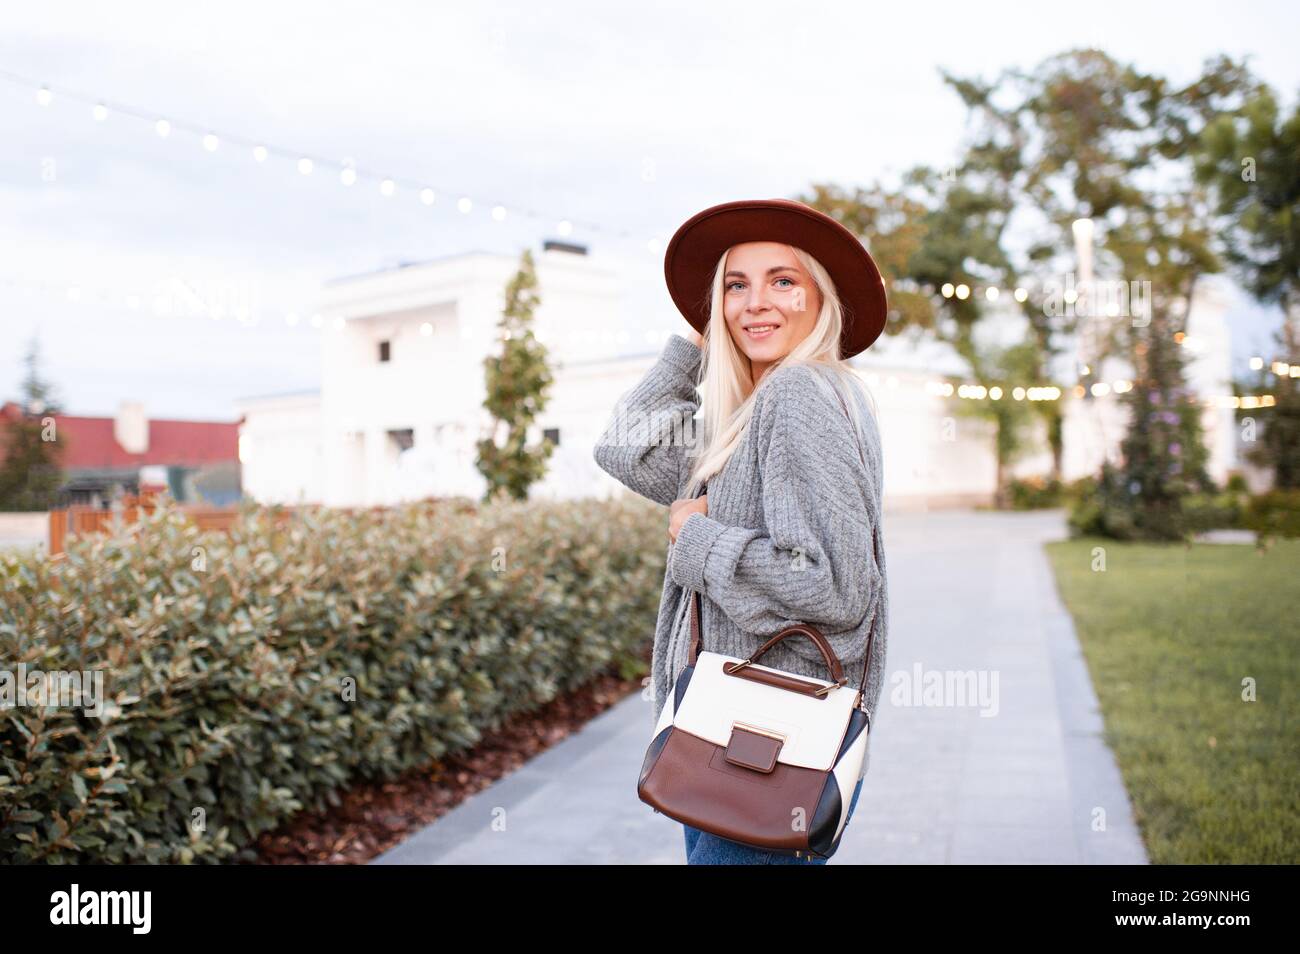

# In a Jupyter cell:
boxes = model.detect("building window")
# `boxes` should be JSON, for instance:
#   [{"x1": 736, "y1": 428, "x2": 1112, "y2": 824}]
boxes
[
  {"x1": 543, "y1": 427, "x2": 560, "y2": 446},
  {"x1": 388, "y1": 428, "x2": 414, "y2": 451},
  {"x1": 379, "y1": 340, "x2": 391, "y2": 362}
]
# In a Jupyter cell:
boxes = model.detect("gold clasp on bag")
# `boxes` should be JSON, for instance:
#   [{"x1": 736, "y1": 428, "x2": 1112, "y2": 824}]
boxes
[
  {"x1": 731, "y1": 720, "x2": 785, "y2": 742},
  {"x1": 812, "y1": 678, "x2": 847, "y2": 697}
]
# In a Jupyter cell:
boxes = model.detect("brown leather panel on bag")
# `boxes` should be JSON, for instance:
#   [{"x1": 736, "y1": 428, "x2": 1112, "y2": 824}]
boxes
[
  {"x1": 639, "y1": 727, "x2": 828, "y2": 851},
  {"x1": 724, "y1": 725, "x2": 783, "y2": 773},
  {"x1": 722, "y1": 662, "x2": 839, "y2": 698}
]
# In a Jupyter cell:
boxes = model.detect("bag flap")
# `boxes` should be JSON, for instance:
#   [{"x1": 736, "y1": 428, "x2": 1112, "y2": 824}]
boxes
[{"x1": 724, "y1": 724, "x2": 783, "y2": 774}]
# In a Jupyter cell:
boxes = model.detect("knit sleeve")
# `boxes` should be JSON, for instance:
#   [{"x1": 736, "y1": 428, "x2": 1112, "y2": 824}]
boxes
[
  {"x1": 667, "y1": 364, "x2": 880, "y2": 669},
  {"x1": 592, "y1": 333, "x2": 702, "y2": 507}
]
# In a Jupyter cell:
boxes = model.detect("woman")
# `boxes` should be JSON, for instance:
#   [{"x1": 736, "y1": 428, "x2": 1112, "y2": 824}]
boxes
[{"x1": 593, "y1": 198, "x2": 890, "y2": 864}]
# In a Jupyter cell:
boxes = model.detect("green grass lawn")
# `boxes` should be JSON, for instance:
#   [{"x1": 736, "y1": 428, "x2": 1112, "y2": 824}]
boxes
[{"x1": 1043, "y1": 537, "x2": 1299, "y2": 864}]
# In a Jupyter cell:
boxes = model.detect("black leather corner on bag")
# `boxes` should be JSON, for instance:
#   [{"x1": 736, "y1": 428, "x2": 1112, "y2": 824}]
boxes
[{"x1": 724, "y1": 724, "x2": 784, "y2": 774}]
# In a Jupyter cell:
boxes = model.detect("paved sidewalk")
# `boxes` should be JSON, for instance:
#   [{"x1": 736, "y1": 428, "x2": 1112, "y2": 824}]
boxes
[{"x1": 373, "y1": 508, "x2": 1148, "y2": 865}]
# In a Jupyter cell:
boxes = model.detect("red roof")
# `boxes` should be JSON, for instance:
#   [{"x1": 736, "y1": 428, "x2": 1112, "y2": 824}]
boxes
[{"x1": 0, "y1": 401, "x2": 239, "y2": 470}]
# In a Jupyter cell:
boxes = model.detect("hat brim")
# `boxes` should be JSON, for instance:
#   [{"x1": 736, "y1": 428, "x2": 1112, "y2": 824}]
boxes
[{"x1": 663, "y1": 198, "x2": 888, "y2": 359}]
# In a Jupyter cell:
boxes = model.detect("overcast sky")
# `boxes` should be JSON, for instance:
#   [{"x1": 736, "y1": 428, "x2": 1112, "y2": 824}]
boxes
[{"x1": 3, "y1": 0, "x2": 1297, "y2": 420}]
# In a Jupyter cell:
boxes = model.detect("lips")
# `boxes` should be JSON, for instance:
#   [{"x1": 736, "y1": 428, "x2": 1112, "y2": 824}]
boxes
[{"x1": 743, "y1": 322, "x2": 780, "y2": 339}]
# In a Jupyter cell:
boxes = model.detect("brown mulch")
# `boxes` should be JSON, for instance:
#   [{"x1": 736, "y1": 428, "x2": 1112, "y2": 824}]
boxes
[{"x1": 247, "y1": 664, "x2": 647, "y2": 865}]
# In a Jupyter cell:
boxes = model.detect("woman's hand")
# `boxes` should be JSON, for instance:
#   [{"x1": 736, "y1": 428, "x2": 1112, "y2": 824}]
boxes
[
  {"x1": 685, "y1": 328, "x2": 703, "y2": 349},
  {"x1": 668, "y1": 494, "x2": 707, "y2": 542}
]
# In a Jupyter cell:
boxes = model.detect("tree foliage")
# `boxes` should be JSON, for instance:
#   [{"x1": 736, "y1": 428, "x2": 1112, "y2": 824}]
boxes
[
  {"x1": 0, "y1": 338, "x2": 66, "y2": 511},
  {"x1": 475, "y1": 250, "x2": 556, "y2": 502},
  {"x1": 945, "y1": 50, "x2": 1259, "y2": 537}
]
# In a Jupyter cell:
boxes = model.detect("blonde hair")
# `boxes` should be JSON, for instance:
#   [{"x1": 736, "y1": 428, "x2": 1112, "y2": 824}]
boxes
[{"x1": 682, "y1": 244, "x2": 879, "y2": 494}]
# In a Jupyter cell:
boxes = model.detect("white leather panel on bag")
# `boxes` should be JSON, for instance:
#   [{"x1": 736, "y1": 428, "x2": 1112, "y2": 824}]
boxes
[
  {"x1": 671, "y1": 651, "x2": 858, "y2": 771},
  {"x1": 829, "y1": 725, "x2": 867, "y2": 841},
  {"x1": 652, "y1": 684, "x2": 678, "y2": 738}
]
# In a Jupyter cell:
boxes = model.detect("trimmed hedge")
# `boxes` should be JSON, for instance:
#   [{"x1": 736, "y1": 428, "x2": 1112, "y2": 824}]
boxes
[
  {"x1": 1243, "y1": 489, "x2": 1300, "y2": 540},
  {"x1": 1005, "y1": 476, "x2": 1065, "y2": 510},
  {"x1": 1069, "y1": 479, "x2": 1300, "y2": 542},
  {"x1": 1181, "y1": 490, "x2": 1250, "y2": 533},
  {"x1": 0, "y1": 495, "x2": 665, "y2": 863}
]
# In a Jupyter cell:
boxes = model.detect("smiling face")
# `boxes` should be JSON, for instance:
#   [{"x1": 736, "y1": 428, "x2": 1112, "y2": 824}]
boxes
[{"x1": 722, "y1": 242, "x2": 823, "y2": 385}]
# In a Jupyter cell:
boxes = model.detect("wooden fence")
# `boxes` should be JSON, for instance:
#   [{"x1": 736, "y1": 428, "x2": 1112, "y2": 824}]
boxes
[
  {"x1": 48, "y1": 495, "x2": 248, "y2": 559},
  {"x1": 46, "y1": 494, "x2": 441, "y2": 559}
]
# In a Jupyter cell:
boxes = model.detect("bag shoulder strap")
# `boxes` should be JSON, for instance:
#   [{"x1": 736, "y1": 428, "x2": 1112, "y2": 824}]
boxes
[{"x1": 685, "y1": 380, "x2": 878, "y2": 712}]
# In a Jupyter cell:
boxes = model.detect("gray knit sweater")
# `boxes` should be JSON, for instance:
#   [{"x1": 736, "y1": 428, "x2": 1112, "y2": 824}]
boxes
[{"x1": 593, "y1": 333, "x2": 888, "y2": 781}]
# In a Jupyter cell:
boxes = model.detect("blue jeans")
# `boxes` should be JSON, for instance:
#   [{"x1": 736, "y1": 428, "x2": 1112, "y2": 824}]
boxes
[{"x1": 682, "y1": 777, "x2": 864, "y2": 865}]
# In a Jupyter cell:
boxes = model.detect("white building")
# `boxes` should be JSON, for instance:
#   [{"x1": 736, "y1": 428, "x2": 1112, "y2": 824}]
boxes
[{"x1": 236, "y1": 245, "x2": 1243, "y2": 511}]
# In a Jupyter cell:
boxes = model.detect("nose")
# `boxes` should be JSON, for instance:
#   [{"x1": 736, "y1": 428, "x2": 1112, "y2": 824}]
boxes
[{"x1": 745, "y1": 284, "x2": 775, "y2": 314}]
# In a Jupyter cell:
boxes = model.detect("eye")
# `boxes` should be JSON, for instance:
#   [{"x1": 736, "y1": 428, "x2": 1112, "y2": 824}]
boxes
[
  {"x1": 726, "y1": 281, "x2": 745, "y2": 292},
  {"x1": 775, "y1": 277, "x2": 795, "y2": 288}
]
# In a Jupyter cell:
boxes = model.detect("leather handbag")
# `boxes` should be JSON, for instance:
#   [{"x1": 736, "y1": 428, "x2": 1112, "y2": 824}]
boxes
[{"x1": 638, "y1": 387, "x2": 877, "y2": 861}]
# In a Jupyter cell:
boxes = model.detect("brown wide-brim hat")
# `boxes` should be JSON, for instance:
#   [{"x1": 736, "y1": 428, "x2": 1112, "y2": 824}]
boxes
[{"x1": 663, "y1": 198, "x2": 889, "y2": 359}]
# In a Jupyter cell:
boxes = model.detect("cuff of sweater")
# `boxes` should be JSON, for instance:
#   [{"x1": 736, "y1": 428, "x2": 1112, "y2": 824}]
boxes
[
  {"x1": 670, "y1": 511, "x2": 727, "y2": 591},
  {"x1": 661, "y1": 333, "x2": 702, "y2": 375}
]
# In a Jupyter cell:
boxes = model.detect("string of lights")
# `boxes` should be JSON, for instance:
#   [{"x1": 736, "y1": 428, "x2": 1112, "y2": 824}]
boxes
[
  {"x1": 3, "y1": 67, "x2": 1223, "y2": 306},
  {"x1": 0, "y1": 67, "x2": 664, "y2": 251}
]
